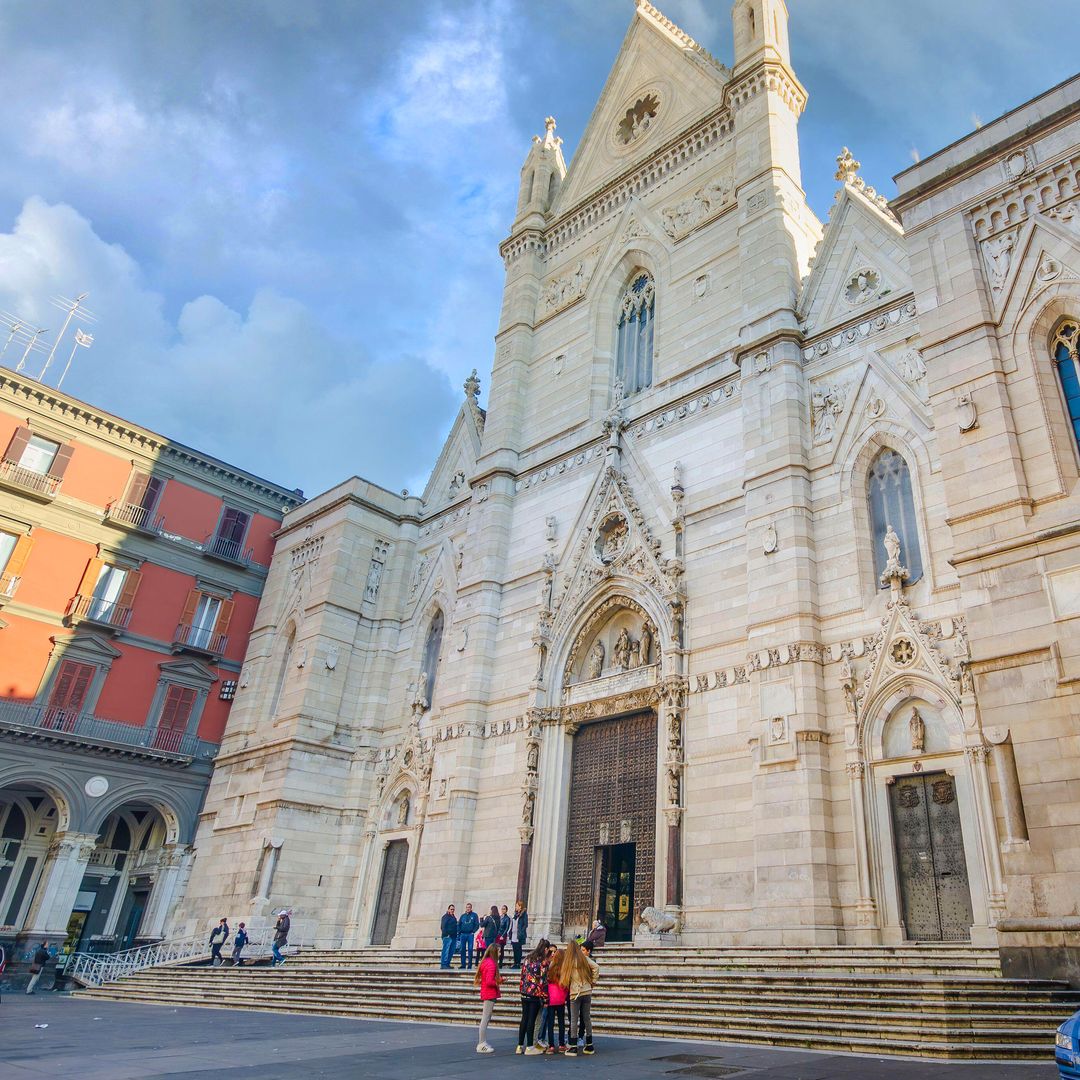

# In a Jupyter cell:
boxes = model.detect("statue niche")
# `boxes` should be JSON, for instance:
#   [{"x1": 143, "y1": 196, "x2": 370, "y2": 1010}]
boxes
[
  {"x1": 881, "y1": 698, "x2": 951, "y2": 759},
  {"x1": 566, "y1": 601, "x2": 659, "y2": 686}
]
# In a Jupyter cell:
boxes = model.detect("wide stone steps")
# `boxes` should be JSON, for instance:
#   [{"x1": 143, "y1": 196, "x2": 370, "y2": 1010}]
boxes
[{"x1": 78, "y1": 946, "x2": 1079, "y2": 1060}]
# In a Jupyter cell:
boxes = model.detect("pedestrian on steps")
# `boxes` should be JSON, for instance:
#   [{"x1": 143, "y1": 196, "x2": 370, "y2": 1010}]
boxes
[
  {"x1": 232, "y1": 923, "x2": 249, "y2": 966},
  {"x1": 541, "y1": 947, "x2": 568, "y2": 1053},
  {"x1": 209, "y1": 917, "x2": 230, "y2": 966},
  {"x1": 482, "y1": 905, "x2": 500, "y2": 952},
  {"x1": 24, "y1": 943, "x2": 49, "y2": 994},
  {"x1": 515, "y1": 938, "x2": 551, "y2": 1055},
  {"x1": 497, "y1": 905, "x2": 511, "y2": 968},
  {"x1": 561, "y1": 938, "x2": 599, "y2": 1056},
  {"x1": 509, "y1": 900, "x2": 528, "y2": 968},
  {"x1": 458, "y1": 902, "x2": 479, "y2": 969},
  {"x1": 474, "y1": 942, "x2": 502, "y2": 1054},
  {"x1": 440, "y1": 904, "x2": 458, "y2": 969},
  {"x1": 271, "y1": 908, "x2": 291, "y2": 966}
]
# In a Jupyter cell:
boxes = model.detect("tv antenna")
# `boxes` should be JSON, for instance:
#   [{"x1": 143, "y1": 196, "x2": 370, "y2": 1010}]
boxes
[
  {"x1": 0, "y1": 311, "x2": 51, "y2": 372},
  {"x1": 39, "y1": 293, "x2": 97, "y2": 383}
]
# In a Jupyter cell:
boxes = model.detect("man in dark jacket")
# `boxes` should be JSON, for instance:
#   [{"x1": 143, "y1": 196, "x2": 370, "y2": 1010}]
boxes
[
  {"x1": 509, "y1": 901, "x2": 528, "y2": 968},
  {"x1": 232, "y1": 923, "x2": 249, "y2": 966},
  {"x1": 271, "y1": 909, "x2": 291, "y2": 966},
  {"x1": 439, "y1": 904, "x2": 458, "y2": 969},
  {"x1": 209, "y1": 918, "x2": 230, "y2": 966},
  {"x1": 25, "y1": 943, "x2": 49, "y2": 994},
  {"x1": 457, "y1": 902, "x2": 479, "y2": 969}
]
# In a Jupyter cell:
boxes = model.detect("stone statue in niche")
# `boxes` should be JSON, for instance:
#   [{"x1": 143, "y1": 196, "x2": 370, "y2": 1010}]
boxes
[
  {"x1": 629, "y1": 638, "x2": 641, "y2": 669},
  {"x1": 526, "y1": 742, "x2": 539, "y2": 773},
  {"x1": 596, "y1": 514, "x2": 629, "y2": 564},
  {"x1": 521, "y1": 790, "x2": 535, "y2": 827},
  {"x1": 397, "y1": 795, "x2": 410, "y2": 826},
  {"x1": 881, "y1": 524, "x2": 909, "y2": 584},
  {"x1": 639, "y1": 622, "x2": 653, "y2": 667},
  {"x1": 666, "y1": 768, "x2": 680, "y2": 805},
  {"x1": 613, "y1": 628, "x2": 632, "y2": 671},
  {"x1": 909, "y1": 707, "x2": 925, "y2": 753},
  {"x1": 588, "y1": 640, "x2": 605, "y2": 679}
]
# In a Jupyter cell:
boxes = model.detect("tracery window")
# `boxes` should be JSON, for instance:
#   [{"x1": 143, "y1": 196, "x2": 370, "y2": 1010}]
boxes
[
  {"x1": 867, "y1": 448, "x2": 923, "y2": 588},
  {"x1": 1052, "y1": 320, "x2": 1080, "y2": 451},
  {"x1": 615, "y1": 271, "x2": 655, "y2": 397},
  {"x1": 420, "y1": 609, "x2": 444, "y2": 710}
]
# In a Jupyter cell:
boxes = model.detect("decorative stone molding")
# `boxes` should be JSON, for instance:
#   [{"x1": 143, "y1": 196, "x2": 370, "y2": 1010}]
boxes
[
  {"x1": 538, "y1": 247, "x2": 601, "y2": 319},
  {"x1": 834, "y1": 147, "x2": 898, "y2": 221},
  {"x1": 727, "y1": 63, "x2": 807, "y2": 119},
  {"x1": 662, "y1": 170, "x2": 735, "y2": 240},
  {"x1": 969, "y1": 152, "x2": 1080, "y2": 241},
  {"x1": 801, "y1": 300, "x2": 918, "y2": 363},
  {"x1": 627, "y1": 377, "x2": 741, "y2": 440},
  {"x1": 980, "y1": 228, "x2": 1019, "y2": 295},
  {"x1": 636, "y1": 1, "x2": 728, "y2": 74},
  {"x1": 810, "y1": 380, "x2": 849, "y2": 442},
  {"x1": 418, "y1": 503, "x2": 470, "y2": 539},
  {"x1": 515, "y1": 445, "x2": 605, "y2": 493}
]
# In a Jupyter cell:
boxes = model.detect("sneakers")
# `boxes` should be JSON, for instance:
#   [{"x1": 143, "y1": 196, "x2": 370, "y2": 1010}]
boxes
[
  {"x1": 564, "y1": 1047, "x2": 577, "y2": 1057},
  {"x1": 515, "y1": 1046, "x2": 524, "y2": 1055},
  {"x1": 476, "y1": 1044, "x2": 494, "y2": 1054},
  {"x1": 583, "y1": 1044, "x2": 595, "y2": 1055},
  {"x1": 524, "y1": 1046, "x2": 543, "y2": 1056},
  {"x1": 544, "y1": 1046, "x2": 556, "y2": 1055}
]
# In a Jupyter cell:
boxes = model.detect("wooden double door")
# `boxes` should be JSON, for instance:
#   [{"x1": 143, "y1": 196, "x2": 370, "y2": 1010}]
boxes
[{"x1": 370, "y1": 839, "x2": 408, "y2": 946}]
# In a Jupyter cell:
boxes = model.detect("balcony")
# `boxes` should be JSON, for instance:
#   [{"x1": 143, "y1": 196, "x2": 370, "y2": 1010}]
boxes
[
  {"x1": 105, "y1": 501, "x2": 165, "y2": 535},
  {"x1": 0, "y1": 572, "x2": 19, "y2": 603},
  {"x1": 0, "y1": 460, "x2": 60, "y2": 501},
  {"x1": 66, "y1": 594, "x2": 132, "y2": 631},
  {"x1": 202, "y1": 533, "x2": 253, "y2": 567},
  {"x1": 172, "y1": 622, "x2": 227, "y2": 657},
  {"x1": 0, "y1": 698, "x2": 204, "y2": 762}
]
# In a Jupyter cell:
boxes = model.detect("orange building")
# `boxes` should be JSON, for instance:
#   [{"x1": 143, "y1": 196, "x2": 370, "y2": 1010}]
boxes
[{"x1": 0, "y1": 368, "x2": 302, "y2": 957}]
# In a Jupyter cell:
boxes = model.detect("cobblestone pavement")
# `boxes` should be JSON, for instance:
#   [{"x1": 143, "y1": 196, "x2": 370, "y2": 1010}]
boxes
[{"x1": 0, "y1": 992, "x2": 1058, "y2": 1080}]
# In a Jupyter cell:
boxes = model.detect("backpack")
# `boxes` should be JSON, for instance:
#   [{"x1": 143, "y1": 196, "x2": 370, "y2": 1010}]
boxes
[{"x1": 519, "y1": 957, "x2": 547, "y2": 998}]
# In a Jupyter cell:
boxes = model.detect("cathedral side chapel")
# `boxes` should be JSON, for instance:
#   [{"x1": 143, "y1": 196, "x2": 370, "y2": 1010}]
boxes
[{"x1": 174, "y1": 1, "x2": 1080, "y2": 980}]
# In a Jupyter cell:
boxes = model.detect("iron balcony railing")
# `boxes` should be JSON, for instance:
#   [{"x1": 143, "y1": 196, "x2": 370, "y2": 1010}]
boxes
[
  {"x1": 0, "y1": 572, "x2": 19, "y2": 600},
  {"x1": 172, "y1": 622, "x2": 228, "y2": 656},
  {"x1": 0, "y1": 459, "x2": 60, "y2": 498},
  {"x1": 105, "y1": 501, "x2": 165, "y2": 533},
  {"x1": 203, "y1": 533, "x2": 253, "y2": 566},
  {"x1": 67, "y1": 594, "x2": 133, "y2": 630},
  {"x1": 0, "y1": 698, "x2": 202, "y2": 760}
]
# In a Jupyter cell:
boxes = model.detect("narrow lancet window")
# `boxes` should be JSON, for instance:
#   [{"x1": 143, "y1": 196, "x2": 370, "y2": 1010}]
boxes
[
  {"x1": 867, "y1": 449, "x2": 923, "y2": 587},
  {"x1": 615, "y1": 271, "x2": 655, "y2": 397},
  {"x1": 1052, "y1": 320, "x2": 1080, "y2": 451}
]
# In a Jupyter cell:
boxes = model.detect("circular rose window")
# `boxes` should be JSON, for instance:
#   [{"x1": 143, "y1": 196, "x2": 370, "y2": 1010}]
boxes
[{"x1": 617, "y1": 94, "x2": 659, "y2": 146}]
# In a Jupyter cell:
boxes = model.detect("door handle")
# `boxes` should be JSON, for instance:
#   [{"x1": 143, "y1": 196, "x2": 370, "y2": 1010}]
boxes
[{"x1": 939, "y1": 872, "x2": 952, "y2": 877}]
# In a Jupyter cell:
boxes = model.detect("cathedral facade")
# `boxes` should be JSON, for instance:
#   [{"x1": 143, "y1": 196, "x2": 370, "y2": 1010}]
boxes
[{"x1": 174, "y1": 1, "x2": 1080, "y2": 981}]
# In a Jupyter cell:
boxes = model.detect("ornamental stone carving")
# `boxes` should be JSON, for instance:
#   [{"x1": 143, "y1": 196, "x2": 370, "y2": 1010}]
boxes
[
  {"x1": 844, "y1": 268, "x2": 882, "y2": 307},
  {"x1": 981, "y1": 229, "x2": 1018, "y2": 294},
  {"x1": 640, "y1": 906, "x2": 677, "y2": 933},
  {"x1": 662, "y1": 170, "x2": 735, "y2": 239},
  {"x1": 810, "y1": 382, "x2": 847, "y2": 442},
  {"x1": 616, "y1": 92, "x2": 660, "y2": 146},
  {"x1": 541, "y1": 248, "x2": 600, "y2": 316}
]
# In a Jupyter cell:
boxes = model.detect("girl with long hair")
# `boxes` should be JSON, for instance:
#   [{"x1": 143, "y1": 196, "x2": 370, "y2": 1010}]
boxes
[
  {"x1": 473, "y1": 943, "x2": 502, "y2": 1054},
  {"x1": 515, "y1": 937, "x2": 551, "y2": 1055},
  {"x1": 541, "y1": 946, "x2": 568, "y2": 1053},
  {"x1": 559, "y1": 938, "x2": 599, "y2": 1056}
]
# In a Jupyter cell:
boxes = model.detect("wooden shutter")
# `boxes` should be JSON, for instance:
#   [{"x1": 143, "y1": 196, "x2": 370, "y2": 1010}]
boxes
[
  {"x1": 179, "y1": 588, "x2": 201, "y2": 627},
  {"x1": 76, "y1": 556, "x2": 106, "y2": 598},
  {"x1": 159, "y1": 685, "x2": 196, "y2": 731},
  {"x1": 218, "y1": 507, "x2": 249, "y2": 544},
  {"x1": 49, "y1": 443, "x2": 74, "y2": 479},
  {"x1": 125, "y1": 469, "x2": 149, "y2": 507},
  {"x1": 48, "y1": 660, "x2": 95, "y2": 712},
  {"x1": 117, "y1": 569, "x2": 141, "y2": 611},
  {"x1": 214, "y1": 598, "x2": 235, "y2": 637},
  {"x1": 143, "y1": 475, "x2": 165, "y2": 512},
  {"x1": 4, "y1": 534, "x2": 33, "y2": 578},
  {"x1": 3, "y1": 426, "x2": 32, "y2": 465}
]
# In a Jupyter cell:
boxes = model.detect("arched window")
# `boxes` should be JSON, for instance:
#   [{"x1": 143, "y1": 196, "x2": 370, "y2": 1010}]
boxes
[
  {"x1": 420, "y1": 609, "x2": 444, "y2": 709},
  {"x1": 1052, "y1": 320, "x2": 1080, "y2": 450},
  {"x1": 269, "y1": 629, "x2": 295, "y2": 720},
  {"x1": 615, "y1": 270, "x2": 655, "y2": 397},
  {"x1": 867, "y1": 448, "x2": 923, "y2": 587}
]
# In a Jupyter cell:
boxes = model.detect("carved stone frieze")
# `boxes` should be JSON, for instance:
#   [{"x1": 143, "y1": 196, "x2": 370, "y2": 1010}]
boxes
[
  {"x1": 627, "y1": 378, "x2": 740, "y2": 440},
  {"x1": 539, "y1": 247, "x2": 600, "y2": 319},
  {"x1": 810, "y1": 380, "x2": 849, "y2": 442},
  {"x1": 802, "y1": 300, "x2": 918, "y2": 363},
  {"x1": 969, "y1": 152, "x2": 1080, "y2": 241},
  {"x1": 662, "y1": 170, "x2": 735, "y2": 239}
]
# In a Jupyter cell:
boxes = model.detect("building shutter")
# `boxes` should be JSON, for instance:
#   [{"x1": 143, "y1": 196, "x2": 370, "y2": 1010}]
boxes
[
  {"x1": 217, "y1": 507, "x2": 250, "y2": 544},
  {"x1": 214, "y1": 598, "x2": 235, "y2": 638},
  {"x1": 76, "y1": 556, "x2": 106, "y2": 598},
  {"x1": 179, "y1": 588, "x2": 201, "y2": 627},
  {"x1": 117, "y1": 569, "x2": 142, "y2": 611},
  {"x1": 4, "y1": 534, "x2": 33, "y2": 578},
  {"x1": 3, "y1": 427, "x2": 32, "y2": 465},
  {"x1": 125, "y1": 469, "x2": 149, "y2": 507},
  {"x1": 48, "y1": 660, "x2": 95, "y2": 712},
  {"x1": 49, "y1": 443, "x2": 75, "y2": 479},
  {"x1": 159, "y1": 685, "x2": 196, "y2": 731}
]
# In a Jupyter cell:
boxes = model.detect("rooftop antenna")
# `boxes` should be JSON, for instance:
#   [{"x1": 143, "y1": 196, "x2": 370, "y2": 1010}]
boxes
[
  {"x1": 15, "y1": 325, "x2": 49, "y2": 372},
  {"x1": 40, "y1": 293, "x2": 97, "y2": 383},
  {"x1": 57, "y1": 328, "x2": 94, "y2": 390},
  {"x1": 0, "y1": 310, "x2": 51, "y2": 372}
]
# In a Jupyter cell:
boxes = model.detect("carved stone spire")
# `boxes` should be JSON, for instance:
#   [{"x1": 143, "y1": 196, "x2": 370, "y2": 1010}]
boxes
[
  {"x1": 464, "y1": 368, "x2": 480, "y2": 404},
  {"x1": 835, "y1": 146, "x2": 861, "y2": 184}
]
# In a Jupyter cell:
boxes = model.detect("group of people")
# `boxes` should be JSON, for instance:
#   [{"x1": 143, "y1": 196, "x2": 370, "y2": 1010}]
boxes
[
  {"x1": 475, "y1": 937, "x2": 601, "y2": 1056},
  {"x1": 205, "y1": 908, "x2": 290, "y2": 967},
  {"x1": 439, "y1": 901, "x2": 529, "y2": 970}
]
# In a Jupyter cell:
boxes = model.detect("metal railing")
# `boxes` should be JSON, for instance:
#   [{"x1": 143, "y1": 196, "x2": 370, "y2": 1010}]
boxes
[
  {"x1": 67, "y1": 594, "x2": 133, "y2": 629},
  {"x1": 203, "y1": 533, "x2": 253, "y2": 566},
  {"x1": 105, "y1": 501, "x2": 165, "y2": 533},
  {"x1": 67, "y1": 921, "x2": 314, "y2": 987},
  {"x1": 173, "y1": 622, "x2": 228, "y2": 655},
  {"x1": 0, "y1": 697, "x2": 203, "y2": 760},
  {"x1": 0, "y1": 459, "x2": 60, "y2": 498},
  {"x1": 0, "y1": 572, "x2": 19, "y2": 600}
]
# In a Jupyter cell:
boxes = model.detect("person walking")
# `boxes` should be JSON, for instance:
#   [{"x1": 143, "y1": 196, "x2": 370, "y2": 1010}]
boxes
[
  {"x1": 458, "y1": 902, "x2": 479, "y2": 969},
  {"x1": 497, "y1": 904, "x2": 511, "y2": 968},
  {"x1": 482, "y1": 905, "x2": 500, "y2": 952},
  {"x1": 232, "y1": 923, "x2": 249, "y2": 966},
  {"x1": 515, "y1": 938, "x2": 550, "y2": 1055},
  {"x1": 509, "y1": 900, "x2": 528, "y2": 968},
  {"x1": 440, "y1": 904, "x2": 459, "y2": 970},
  {"x1": 561, "y1": 938, "x2": 599, "y2": 1056},
  {"x1": 24, "y1": 943, "x2": 49, "y2": 994},
  {"x1": 271, "y1": 908, "x2": 291, "y2": 966},
  {"x1": 541, "y1": 947, "x2": 568, "y2": 1053},
  {"x1": 209, "y1": 917, "x2": 230, "y2": 966},
  {"x1": 474, "y1": 942, "x2": 502, "y2": 1054}
]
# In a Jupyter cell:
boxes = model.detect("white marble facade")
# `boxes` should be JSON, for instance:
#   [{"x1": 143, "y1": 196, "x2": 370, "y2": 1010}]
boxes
[{"x1": 175, "y1": 2, "x2": 1080, "y2": 975}]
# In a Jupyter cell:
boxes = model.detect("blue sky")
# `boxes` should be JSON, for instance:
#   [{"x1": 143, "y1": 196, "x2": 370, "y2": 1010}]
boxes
[{"x1": 0, "y1": 0, "x2": 1073, "y2": 496}]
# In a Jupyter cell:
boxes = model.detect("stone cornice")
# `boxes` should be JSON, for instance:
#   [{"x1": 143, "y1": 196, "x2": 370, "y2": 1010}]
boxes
[
  {"x1": 801, "y1": 299, "x2": 919, "y2": 363},
  {"x1": 726, "y1": 60, "x2": 807, "y2": 119}
]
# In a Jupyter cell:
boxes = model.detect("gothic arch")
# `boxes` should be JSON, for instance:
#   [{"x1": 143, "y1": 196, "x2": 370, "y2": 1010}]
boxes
[{"x1": 859, "y1": 672, "x2": 964, "y2": 764}]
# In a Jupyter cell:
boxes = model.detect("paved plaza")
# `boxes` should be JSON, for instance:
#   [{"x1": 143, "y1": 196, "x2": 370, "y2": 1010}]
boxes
[{"x1": 0, "y1": 993, "x2": 1058, "y2": 1080}]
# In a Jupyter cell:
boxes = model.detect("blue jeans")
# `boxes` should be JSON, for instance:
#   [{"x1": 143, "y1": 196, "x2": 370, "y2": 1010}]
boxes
[
  {"x1": 458, "y1": 933, "x2": 474, "y2": 968},
  {"x1": 271, "y1": 939, "x2": 285, "y2": 964},
  {"x1": 440, "y1": 935, "x2": 456, "y2": 968}
]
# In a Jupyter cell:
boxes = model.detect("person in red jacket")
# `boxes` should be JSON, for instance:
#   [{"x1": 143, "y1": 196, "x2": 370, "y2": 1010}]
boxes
[{"x1": 474, "y1": 943, "x2": 502, "y2": 1054}]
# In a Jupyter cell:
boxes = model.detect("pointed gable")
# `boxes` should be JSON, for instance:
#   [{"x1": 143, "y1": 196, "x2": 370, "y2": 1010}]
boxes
[
  {"x1": 554, "y1": 2, "x2": 730, "y2": 214},
  {"x1": 421, "y1": 372, "x2": 485, "y2": 510}
]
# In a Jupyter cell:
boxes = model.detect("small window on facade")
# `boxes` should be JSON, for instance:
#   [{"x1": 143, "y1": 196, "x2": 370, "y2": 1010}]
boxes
[
  {"x1": 47, "y1": 659, "x2": 96, "y2": 716},
  {"x1": 154, "y1": 684, "x2": 197, "y2": 750},
  {"x1": 867, "y1": 448, "x2": 923, "y2": 587},
  {"x1": 18, "y1": 435, "x2": 60, "y2": 475},
  {"x1": 420, "y1": 609, "x2": 445, "y2": 709},
  {"x1": 213, "y1": 507, "x2": 251, "y2": 559},
  {"x1": 190, "y1": 594, "x2": 222, "y2": 649},
  {"x1": 126, "y1": 470, "x2": 166, "y2": 515},
  {"x1": 615, "y1": 271, "x2": 655, "y2": 397},
  {"x1": 88, "y1": 564, "x2": 128, "y2": 622},
  {"x1": 1052, "y1": 320, "x2": 1080, "y2": 451},
  {"x1": 0, "y1": 531, "x2": 16, "y2": 574}
]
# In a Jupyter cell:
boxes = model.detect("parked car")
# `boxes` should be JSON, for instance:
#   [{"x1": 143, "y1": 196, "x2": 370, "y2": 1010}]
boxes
[{"x1": 1057, "y1": 1009, "x2": 1080, "y2": 1079}]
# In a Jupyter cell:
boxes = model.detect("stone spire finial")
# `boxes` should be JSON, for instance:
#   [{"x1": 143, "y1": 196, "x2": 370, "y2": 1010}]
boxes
[
  {"x1": 835, "y1": 147, "x2": 861, "y2": 184},
  {"x1": 464, "y1": 368, "x2": 480, "y2": 403},
  {"x1": 543, "y1": 116, "x2": 560, "y2": 146}
]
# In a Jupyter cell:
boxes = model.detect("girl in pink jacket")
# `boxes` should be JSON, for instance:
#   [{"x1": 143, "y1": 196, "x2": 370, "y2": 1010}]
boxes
[{"x1": 474, "y1": 943, "x2": 502, "y2": 1054}]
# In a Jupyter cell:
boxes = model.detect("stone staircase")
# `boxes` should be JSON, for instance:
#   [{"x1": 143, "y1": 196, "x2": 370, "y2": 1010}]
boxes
[{"x1": 79, "y1": 944, "x2": 1079, "y2": 1060}]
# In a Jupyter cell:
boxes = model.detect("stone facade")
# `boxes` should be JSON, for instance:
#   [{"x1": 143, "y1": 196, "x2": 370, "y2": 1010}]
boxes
[{"x1": 174, "y1": 2, "x2": 1080, "y2": 977}]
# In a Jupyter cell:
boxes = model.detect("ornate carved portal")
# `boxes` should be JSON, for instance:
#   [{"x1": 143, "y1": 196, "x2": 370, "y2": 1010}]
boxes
[{"x1": 562, "y1": 711, "x2": 657, "y2": 941}]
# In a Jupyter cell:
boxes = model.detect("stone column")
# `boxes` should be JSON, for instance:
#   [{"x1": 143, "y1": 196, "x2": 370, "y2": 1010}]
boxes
[
  {"x1": 664, "y1": 808, "x2": 682, "y2": 908},
  {"x1": 21, "y1": 831, "x2": 98, "y2": 944},
  {"x1": 986, "y1": 728, "x2": 1028, "y2": 849},
  {"x1": 966, "y1": 743, "x2": 1006, "y2": 913},
  {"x1": 516, "y1": 827, "x2": 533, "y2": 906},
  {"x1": 845, "y1": 760, "x2": 877, "y2": 938},
  {"x1": 141, "y1": 844, "x2": 194, "y2": 941},
  {"x1": 661, "y1": 697, "x2": 685, "y2": 916},
  {"x1": 529, "y1": 719, "x2": 574, "y2": 942}
]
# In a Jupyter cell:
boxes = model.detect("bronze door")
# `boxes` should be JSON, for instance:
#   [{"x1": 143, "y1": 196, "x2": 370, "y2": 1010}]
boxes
[
  {"x1": 889, "y1": 772, "x2": 974, "y2": 941},
  {"x1": 563, "y1": 711, "x2": 656, "y2": 937},
  {"x1": 370, "y1": 839, "x2": 409, "y2": 945}
]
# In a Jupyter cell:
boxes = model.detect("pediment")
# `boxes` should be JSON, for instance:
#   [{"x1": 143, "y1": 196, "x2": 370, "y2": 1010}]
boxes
[
  {"x1": 407, "y1": 535, "x2": 459, "y2": 619},
  {"x1": 555, "y1": 7, "x2": 730, "y2": 214},
  {"x1": 158, "y1": 657, "x2": 218, "y2": 685},
  {"x1": 53, "y1": 630, "x2": 122, "y2": 662},
  {"x1": 421, "y1": 399, "x2": 483, "y2": 509},
  {"x1": 992, "y1": 213, "x2": 1080, "y2": 328}
]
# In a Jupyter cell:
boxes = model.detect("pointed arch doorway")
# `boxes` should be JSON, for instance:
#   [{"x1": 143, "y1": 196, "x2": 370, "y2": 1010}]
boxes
[{"x1": 370, "y1": 839, "x2": 408, "y2": 945}]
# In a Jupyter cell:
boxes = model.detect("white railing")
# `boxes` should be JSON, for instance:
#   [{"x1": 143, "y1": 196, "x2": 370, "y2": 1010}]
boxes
[{"x1": 67, "y1": 920, "x2": 315, "y2": 987}]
